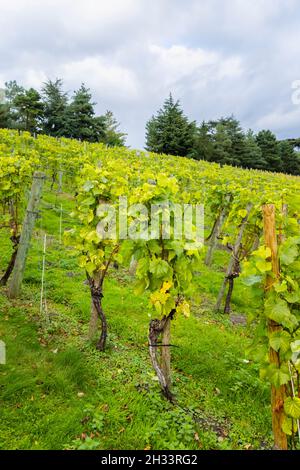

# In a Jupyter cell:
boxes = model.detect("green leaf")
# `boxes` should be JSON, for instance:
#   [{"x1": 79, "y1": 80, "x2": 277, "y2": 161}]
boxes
[
  {"x1": 284, "y1": 397, "x2": 300, "y2": 419},
  {"x1": 269, "y1": 331, "x2": 291, "y2": 353},
  {"x1": 284, "y1": 291, "x2": 300, "y2": 304},
  {"x1": 291, "y1": 340, "x2": 300, "y2": 354},
  {"x1": 256, "y1": 260, "x2": 272, "y2": 273},
  {"x1": 265, "y1": 297, "x2": 298, "y2": 331},
  {"x1": 149, "y1": 259, "x2": 170, "y2": 279},
  {"x1": 280, "y1": 244, "x2": 298, "y2": 266},
  {"x1": 267, "y1": 364, "x2": 290, "y2": 388},
  {"x1": 242, "y1": 275, "x2": 263, "y2": 286},
  {"x1": 281, "y1": 416, "x2": 294, "y2": 436},
  {"x1": 82, "y1": 180, "x2": 94, "y2": 192}
]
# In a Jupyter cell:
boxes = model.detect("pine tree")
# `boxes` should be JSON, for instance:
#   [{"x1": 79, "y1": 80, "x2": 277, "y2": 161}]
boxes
[
  {"x1": 279, "y1": 141, "x2": 300, "y2": 175},
  {"x1": 145, "y1": 94, "x2": 196, "y2": 156},
  {"x1": 222, "y1": 117, "x2": 246, "y2": 166},
  {"x1": 65, "y1": 84, "x2": 107, "y2": 142},
  {"x1": 191, "y1": 121, "x2": 214, "y2": 161},
  {"x1": 242, "y1": 130, "x2": 266, "y2": 170},
  {"x1": 103, "y1": 111, "x2": 126, "y2": 147},
  {"x1": 212, "y1": 122, "x2": 232, "y2": 165},
  {"x1": 42, "y1": 79, "x2": 68, "y2": 137},
  {"x1": 66, "y1": 84, "x2": 96, "y2": 141},
  {"x1": 256, "y1": 130, "x2": 281, "y2": 172}
]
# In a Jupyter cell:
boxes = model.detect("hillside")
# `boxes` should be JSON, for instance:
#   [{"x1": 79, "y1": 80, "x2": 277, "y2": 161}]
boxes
[{"x1": 0, "y1": 130, "x2": 299, "y2": 450}]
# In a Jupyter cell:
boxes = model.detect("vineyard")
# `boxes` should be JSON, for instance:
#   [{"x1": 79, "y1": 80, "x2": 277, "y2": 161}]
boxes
[{"x1": 0, "y1": 128, "x2": 300, "y2": 450}]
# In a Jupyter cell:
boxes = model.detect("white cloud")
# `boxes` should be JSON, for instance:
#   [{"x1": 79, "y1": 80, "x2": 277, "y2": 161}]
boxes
[
  {"x1": 0, "y1": 0, "x2": 299, "y2": 146},
  {"x1": 60, "y1": 56, "x2": 139, "y2": 101}
]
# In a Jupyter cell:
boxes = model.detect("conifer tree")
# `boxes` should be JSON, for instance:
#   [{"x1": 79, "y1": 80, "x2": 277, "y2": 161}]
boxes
[{"x1": 145, "y1": 94, "x2": 196, "y2": 156}]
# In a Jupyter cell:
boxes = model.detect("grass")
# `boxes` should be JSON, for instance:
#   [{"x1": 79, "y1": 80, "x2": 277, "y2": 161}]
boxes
[{"x1": 0, "y1": 185, "x2": 272, "y2": 450}]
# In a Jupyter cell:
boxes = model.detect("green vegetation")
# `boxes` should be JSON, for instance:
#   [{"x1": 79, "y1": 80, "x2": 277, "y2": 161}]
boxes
[{"x1": 0, "y1": 188, "x2": 272, "y2": 450}]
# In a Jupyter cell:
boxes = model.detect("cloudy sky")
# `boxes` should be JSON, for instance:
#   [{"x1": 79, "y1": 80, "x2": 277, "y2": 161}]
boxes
[{"x1": 0, "y1": 0, "x2": 300, "y2": 148}]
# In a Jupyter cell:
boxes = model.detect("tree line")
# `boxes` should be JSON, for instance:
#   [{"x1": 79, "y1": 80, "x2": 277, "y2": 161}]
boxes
[
  {"x1": 0, "y1": 79, "x2": 126, "y2": 147},
  {"x1": 146, "y1": 94, "x2": 300, "y2": 175},
  {"x1": 1, "y1": 83, "x2": 299, "y2": 175}
]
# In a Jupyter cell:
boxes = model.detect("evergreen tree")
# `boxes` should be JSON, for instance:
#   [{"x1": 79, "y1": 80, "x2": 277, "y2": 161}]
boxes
[
  {"x1": 66, "y1": 84, "x2": 96, "y2": 141},
  {"x1": 279, "y1": 141, "x2": 300, "y2": 175},
  {"x1": 242, "y1": 130, "x2": 266, "y2": 170},
  {"x1": 191, "y1": 121, "x2": 214, "y2": 161},
  {"x1": 13, "y1": 88, "x2": 44, "y2": 133},
  {"x1": 222, "y1": 117, "x2": 246, "y2": 166},
  {"x1": 212, "y1": 122, "x2": 233, "y2": 165},
  {"x1": 103, "y1": 110, "x2": 126, "y2": 147},
  {"x1": 66, "y1": 84, "x2": 107, "y2": 142},
  {"x1": 145, "y1": 94, "x2": 196, "y2": 156},
  {"x1": 255, "y1": 130, "x2": 281, "y2": 172},
  {"x1": 42, "y1": 78, "x2": 68, "y2": 137}
]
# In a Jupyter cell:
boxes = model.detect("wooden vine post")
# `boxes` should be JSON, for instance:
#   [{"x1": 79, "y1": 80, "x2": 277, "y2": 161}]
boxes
[
  {"x1": 8, "y1": 172, "x2": 45, "y2": 299},
  {"x1": 263, "y1": 204, "x2": 287, "y2": 450}
]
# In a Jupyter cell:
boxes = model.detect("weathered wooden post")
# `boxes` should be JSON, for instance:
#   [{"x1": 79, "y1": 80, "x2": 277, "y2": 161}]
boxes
[
  {"x1": 8, "y1": 172, "x2": 45, "y2": 299},
  {"x1": 263, "y1": 204, "x2": 287, "y2": 450}
]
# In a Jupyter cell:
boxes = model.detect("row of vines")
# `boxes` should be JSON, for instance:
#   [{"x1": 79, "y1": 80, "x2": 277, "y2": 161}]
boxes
[{"x1": 0, "y1": 129, "x2": 300, "y2": 449}]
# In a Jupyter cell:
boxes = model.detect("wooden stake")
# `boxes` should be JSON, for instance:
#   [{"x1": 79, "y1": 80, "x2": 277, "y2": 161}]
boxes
[
  {"x1": 161, "y1": 317, "x2": 171, "y2": 390},
  {"x1": 8, "y1": 172, "x2": 45, "y2": 299},
  {"x1": 263, "y1": 204, "x2": 288, "y2": 450}
]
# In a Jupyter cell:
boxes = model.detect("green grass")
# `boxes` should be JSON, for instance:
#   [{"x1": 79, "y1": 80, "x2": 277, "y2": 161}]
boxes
[{"x1": 0, "y1": 186, "x2": 272, "y2": 450}]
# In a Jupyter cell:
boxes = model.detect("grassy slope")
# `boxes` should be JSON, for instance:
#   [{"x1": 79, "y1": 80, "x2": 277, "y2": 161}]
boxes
[{"x1": 0, "y1": 188, "x2": 271, "y2": 450}]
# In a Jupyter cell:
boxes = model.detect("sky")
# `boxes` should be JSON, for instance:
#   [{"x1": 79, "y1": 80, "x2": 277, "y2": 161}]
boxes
[{"x1": 0, "y1": 0, "x2": 300, "y2": 148}]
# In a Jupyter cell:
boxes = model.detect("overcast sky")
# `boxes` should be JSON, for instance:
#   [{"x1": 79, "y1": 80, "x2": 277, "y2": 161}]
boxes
[{"x1": 0, "y1": 0, "x2": 300, "y2": 148}]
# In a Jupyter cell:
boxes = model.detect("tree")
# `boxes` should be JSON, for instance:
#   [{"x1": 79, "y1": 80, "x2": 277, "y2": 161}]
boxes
[
  {"x1": 191, "y1": 121, "x2": 214, "y2": 161},
  {"x1": 103, "y1": 110, "x2": 126, "y2": 147},
  {"x1": 242, "y1": 130, "x2": 266, "y2": 170},
  {"x1": 0, "y1": 88, "x2": 9, "y2": 128},
  {"x1": 3, "y1": 81, "x2": 25, "y2": 129},
  {"x1": 66, "y1": 84, "x2": 107, "y2": 142},
  {"x1": 13, "y1": 88, "x2": 44, "y2": 133},
  {"x1": 42, "y1": 79, "x2": 68, "y2": 137},
  {"x1": 256, "y1": 130, "x2": 281, "y2": 172},
  {"x1": 212, "y1": 122, "x2": 233, "y2": 165},
  {"x1": 145, "y1": 94, "x2": 196, "y2": 156},
  {"x1": 279, "y1": 141, "x2": 300, "y2": 175},
  {"x1": 65, "y1": 84, "x2": 96, "y2": 141}
]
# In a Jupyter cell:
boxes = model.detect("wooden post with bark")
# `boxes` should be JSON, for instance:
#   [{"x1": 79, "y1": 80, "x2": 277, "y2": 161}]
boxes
[
  {"x1": 149, "y1": 310, "x2": 175, "y2": 402},
  {"x1": 263, "y1": 204, "x2": 288, "y2": 450},
  {"x1": 8, "y1": 172, "x2": 45, "y2": 299},
  {"x1": 214, "y1": 203, "x2": 252, "y2": 312}
]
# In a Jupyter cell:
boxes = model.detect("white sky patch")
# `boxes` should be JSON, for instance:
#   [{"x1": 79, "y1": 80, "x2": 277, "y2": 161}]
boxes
[
  {"x1": 256, "y1": 106, "x2": 300, "y2": 133},
  {"x1": 61, "y1": 57, "x2": 140, "y2": 101},
  {"x1": 149, "y1": 44, "x2": 243, "y2": 88}
]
